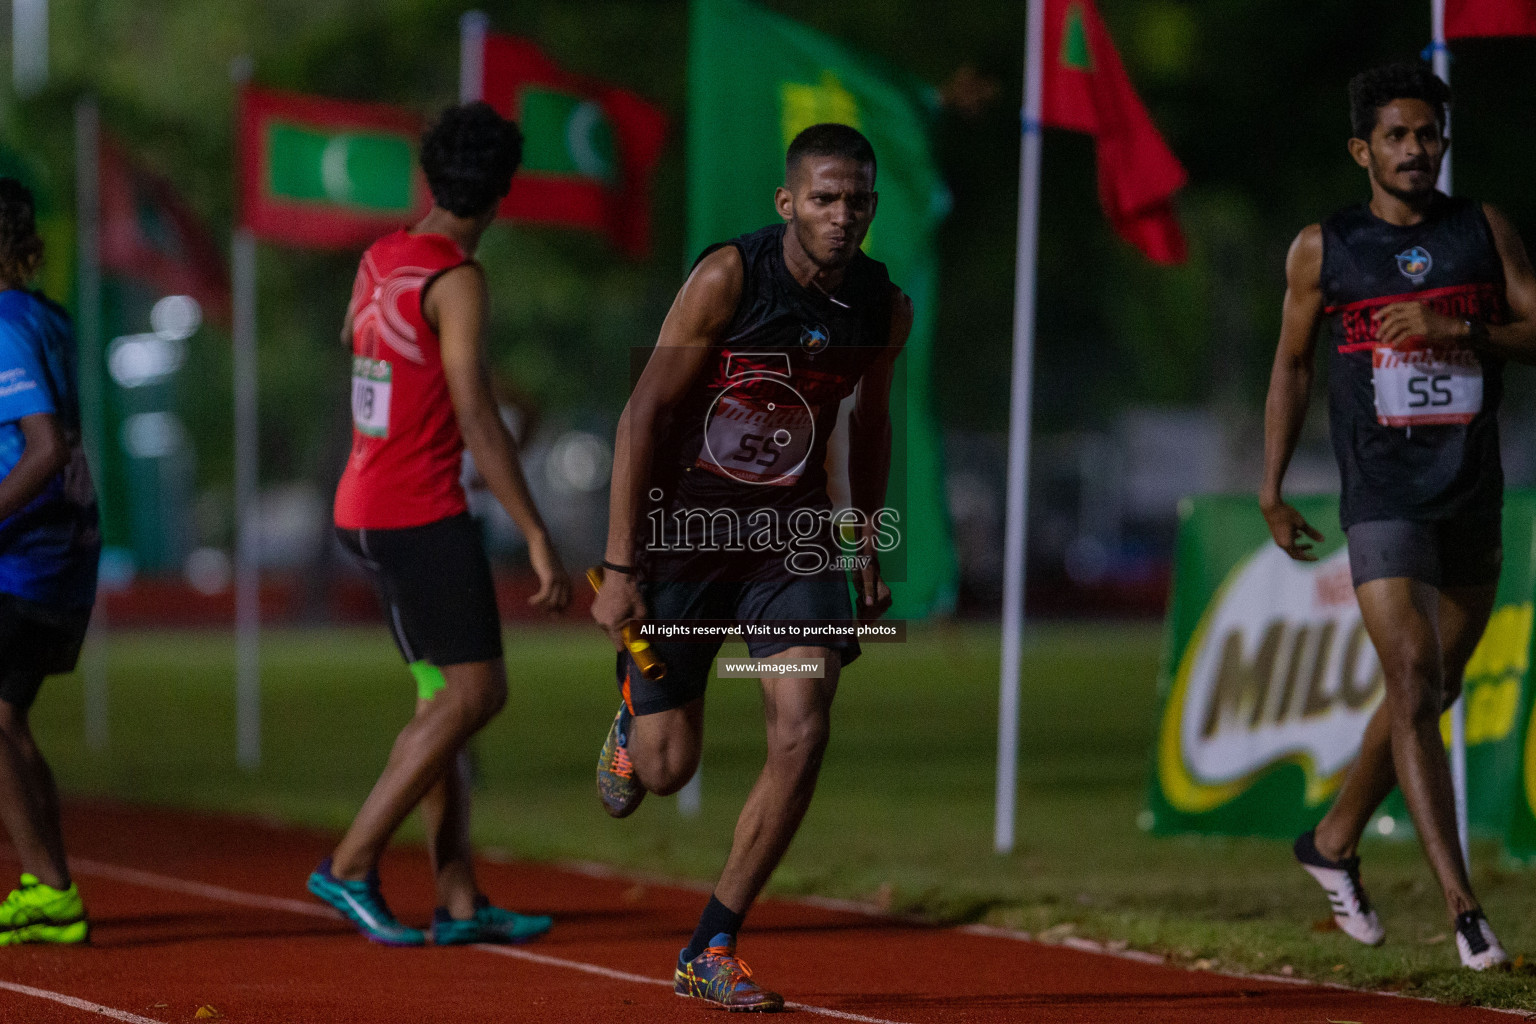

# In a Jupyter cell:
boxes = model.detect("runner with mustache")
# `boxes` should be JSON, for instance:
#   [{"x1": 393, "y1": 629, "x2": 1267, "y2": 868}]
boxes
[{"x1": 1261, "y1": 61, "x2": 1536, "y2": 969}]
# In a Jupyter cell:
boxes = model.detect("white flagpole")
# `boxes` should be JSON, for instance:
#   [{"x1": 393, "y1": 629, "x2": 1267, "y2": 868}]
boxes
[
  {"x1": 460, "y1": 11, "x2": 488, "y2": 103},
  {"x1": 12, "y1": 0, "x2": 47, "y2": 97},
  {"x1": 74, "y1": 95, "x2": 108, "y2": 751},
  {"x1": 995, "y1": 0, "x2": 1047, "y2": 855},
  {"x1": 231, "y1": 57, "x2": 261, "y2": 771},
  {"x1": 1428, "y1": 0, "x2": 1470, "y2": 867}
]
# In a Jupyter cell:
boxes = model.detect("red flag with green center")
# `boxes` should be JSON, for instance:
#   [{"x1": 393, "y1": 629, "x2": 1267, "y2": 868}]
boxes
[
  {"x1": 1446, "y1": 0, "x2": 1536, "y2": 37},
  {"x1": 1042, "y1": 0, "x2": 1188, "y2": 264},
  {"x1": 466, "y1": 33, "x2": 667, "y2": 256},
  {"x1": 238, "y1": 87, "x2": 431, "y2": 250}
]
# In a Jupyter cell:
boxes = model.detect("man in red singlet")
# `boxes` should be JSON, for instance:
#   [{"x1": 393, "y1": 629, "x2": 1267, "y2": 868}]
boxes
[{"x1": 307, "y1": 102, "x2": 570, "y2": 946}]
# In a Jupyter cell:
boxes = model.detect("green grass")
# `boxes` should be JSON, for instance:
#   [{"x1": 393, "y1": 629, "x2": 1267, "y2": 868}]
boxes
[{"x1": 28, "y1": 623, "x2": 1536, "y2": 1010}]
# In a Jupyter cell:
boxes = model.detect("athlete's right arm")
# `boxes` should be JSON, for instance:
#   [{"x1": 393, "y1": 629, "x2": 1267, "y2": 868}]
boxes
[
  {"x1": 591, "y1": 246, "x2": 742, "y2": 650},
  {"x1": 1260, "y1": 224, "x2": 1326, "y2": 562}
]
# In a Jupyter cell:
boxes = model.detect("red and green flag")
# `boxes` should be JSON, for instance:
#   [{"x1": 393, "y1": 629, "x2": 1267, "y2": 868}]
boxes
[
  {"x1": 101, "y1": 134, "x2": 230, "y2": 322},
  {"x1": 238, "y1": 86, "x2": 430, "y2": 250},
  {"x1": 1042, "y1": 0, "x2": 1188, "y2": 265},
  {"x1": 1446, "y1": 0, "x2": 1536, "y2": 37},
  {"x1": 466, "y1": 33, "x2": 667, "y2": 256}
]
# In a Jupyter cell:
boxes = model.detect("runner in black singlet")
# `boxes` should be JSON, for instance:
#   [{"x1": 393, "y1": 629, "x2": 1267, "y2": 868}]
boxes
[
  {"x1": 591, "y1": 124, "x2": 910, "y2": 1011},
  {"x1": 1261, "y1": 62, "x2": 1536, "y2": 970}
]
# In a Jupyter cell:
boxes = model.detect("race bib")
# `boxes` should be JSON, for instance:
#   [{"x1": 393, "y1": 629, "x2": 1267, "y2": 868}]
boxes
[
  {"x1": 352, "y1": 356, "x2": 392, "y2": 438},
  {"x1": 1372, "y1": 345, "x2": 1482, "y2": 427},
  {"x1": 698, "y1": 387, "x2": 816, "y2": 486}
]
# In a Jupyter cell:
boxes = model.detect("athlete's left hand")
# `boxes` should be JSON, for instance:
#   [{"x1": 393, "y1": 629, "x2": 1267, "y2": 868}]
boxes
[
  {"x1": 1374, "y1": 301, "x2": 1464, "y2": 346},
  {"x1": 527, "y1": 532, "x2": 571, "y2": 613},
  {"x1": 855, "y1": 555, "x2": 892, "y2": 621}
]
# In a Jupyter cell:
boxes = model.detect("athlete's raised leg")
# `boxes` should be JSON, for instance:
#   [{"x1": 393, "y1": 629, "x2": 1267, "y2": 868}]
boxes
[
  {"x1": 1353, "y1": 577, "x2": 1477, "y2": 918},
  {"x1": 330, "y1": 659, "x2": 506, "y2": 881},
  {"x1": 625, "y1": 696, "x2": 706, "y2": 796}
]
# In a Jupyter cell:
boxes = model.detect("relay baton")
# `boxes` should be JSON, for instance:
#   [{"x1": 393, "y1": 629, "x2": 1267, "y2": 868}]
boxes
[{"x1": 586, "y1": 567, "x2": 666, "y2": 681}]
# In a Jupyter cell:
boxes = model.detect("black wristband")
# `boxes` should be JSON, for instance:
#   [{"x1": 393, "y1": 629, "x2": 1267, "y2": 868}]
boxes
[
  {"x1": 1465, "y1": 319, "x2": 1490, "y2": 345},
  {"x1": 601, "y1": 559, "x2": 636, "y2": 576}
]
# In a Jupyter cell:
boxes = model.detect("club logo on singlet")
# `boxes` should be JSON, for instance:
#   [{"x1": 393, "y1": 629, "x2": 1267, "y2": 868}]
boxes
[
  {"x1": 799, "y1": 323, "x2": 830, "y2": 354},
  {"x1": 1395, "y1": 245, "x2": 1433, "y2": 285}
]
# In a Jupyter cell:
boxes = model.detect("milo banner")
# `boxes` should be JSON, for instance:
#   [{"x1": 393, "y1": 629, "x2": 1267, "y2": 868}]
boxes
[{"x1": 1146, "y1": 492, "x2": 1536, "y2": 855}]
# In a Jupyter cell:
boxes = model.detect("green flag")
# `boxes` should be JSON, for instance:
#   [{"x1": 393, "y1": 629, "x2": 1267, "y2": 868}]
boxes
[{"x1": 688, "y1": 0, "x2": 957, "y2": 618}]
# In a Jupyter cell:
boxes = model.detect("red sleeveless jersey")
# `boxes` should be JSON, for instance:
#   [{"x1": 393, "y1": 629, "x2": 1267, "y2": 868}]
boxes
[{"x1": 334, "y1": 230, "x2": 471, "y2": 529}]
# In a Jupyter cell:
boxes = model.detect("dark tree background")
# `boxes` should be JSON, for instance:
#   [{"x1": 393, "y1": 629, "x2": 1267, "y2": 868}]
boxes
[{"x1": 7, "y1": 0, "x2": 1535, "y2": 492}]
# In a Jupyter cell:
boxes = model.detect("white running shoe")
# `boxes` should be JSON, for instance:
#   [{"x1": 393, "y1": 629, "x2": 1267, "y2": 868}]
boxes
[
  {"x1": 1293, "y1": 830, "x2": 1385, "y2": 946},
  {"x1": 1455, "y1": 911, "x2": 1509, "y2": 971}
]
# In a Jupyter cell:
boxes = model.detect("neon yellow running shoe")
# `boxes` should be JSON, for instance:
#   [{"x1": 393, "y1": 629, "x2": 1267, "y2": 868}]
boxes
[{"x1": 0, "y1": 874, "x2": 89, "y2": 945}]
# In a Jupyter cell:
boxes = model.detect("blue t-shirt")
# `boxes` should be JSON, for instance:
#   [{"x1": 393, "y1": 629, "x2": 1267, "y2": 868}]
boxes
[{"x1": 0, "y1": 289, "x2": 99, "y2": 609}]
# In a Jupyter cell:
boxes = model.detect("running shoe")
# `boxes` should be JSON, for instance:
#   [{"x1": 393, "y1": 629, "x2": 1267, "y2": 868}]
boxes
[
  {"x1": 431, "y1": 895, "x2": 552, "y2": 945},
  {"x1": 597, "y1": 703, "x2": 646, "y2": 818},
  {"x1": 306, "y1": 858, "x2": 425, "y2": 946},
  {"x1": 1293, "y1": 830, "x2": 1385, "y2": 946},
  {"x1": 674, "y1": 933, "x2": 785, "y2": 1012},
  {"x1": 0, "y1": 874, "x2": 88, "y2": 945},
  {"x1": 1455, "y1": 910, "x2": 1509, "y2": 971}
]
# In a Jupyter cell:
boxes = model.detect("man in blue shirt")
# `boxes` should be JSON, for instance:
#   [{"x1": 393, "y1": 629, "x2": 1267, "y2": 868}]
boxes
[{"x1": 0, "y1": 177, "x2": 99, "y2": 945}]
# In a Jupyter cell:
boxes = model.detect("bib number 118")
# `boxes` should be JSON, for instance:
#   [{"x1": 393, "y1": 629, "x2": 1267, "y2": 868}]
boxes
[{"x1": 352, "y1": 357, "x2": 392, "y2": 438}]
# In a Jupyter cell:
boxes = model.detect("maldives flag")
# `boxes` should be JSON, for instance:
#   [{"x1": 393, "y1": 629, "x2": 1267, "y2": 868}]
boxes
[
  {"x1": 1042, "y1": 0, "x2": 1188, "y2": 264},
  {"x1": 1446, "y1": 0, "x2": 1536, "y2": 37},
  {"x1": 238, "y1": 87, "x2": 431, "y2": 250},
  {"x1": 467, "y1": 34, "x2": 667, "y2": 256},
  {"x1": 100, "y1": 135, "x2": 231, "y2": 322}
]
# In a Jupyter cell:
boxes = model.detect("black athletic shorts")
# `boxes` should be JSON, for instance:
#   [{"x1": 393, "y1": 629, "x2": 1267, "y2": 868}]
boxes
[
  {"x1": 336, "y1": 512, "x2": 503, "y2": 668},
  {"x1": 1345, "y1": 516, "x2": 1503, "y2": 589},
  {"x1": 0, "y1": 593, "x2": 91, "y2": 712},
  {"x1": 617, "y1": 572, "x2": 859, "y2": 716}
]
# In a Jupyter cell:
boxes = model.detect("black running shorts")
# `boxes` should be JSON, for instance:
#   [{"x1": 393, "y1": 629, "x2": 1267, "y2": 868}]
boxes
[
  {"x1": 0, "y1": 594, "x2": 91, "y2": 712},
  {"x1": 336, "y1": 512, "x2": 503, "y2": 667},
  {"x1": 617, "y1": 572, "x2": 859, "y2": 716},
  {"x1": 1345, "y1": 516, "x2": 1503, "y2": 590}
]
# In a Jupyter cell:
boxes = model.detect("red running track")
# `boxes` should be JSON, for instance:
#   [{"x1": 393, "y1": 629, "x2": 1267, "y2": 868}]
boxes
[{"x1": 0, "y1": 800, "x2": 1520, "y2": 1023}]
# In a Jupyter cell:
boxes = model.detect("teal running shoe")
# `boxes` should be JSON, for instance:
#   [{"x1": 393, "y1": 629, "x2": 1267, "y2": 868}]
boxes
[
  {"x1": 306, "y1": 859, "x2": 425, "y2": 946},
  {"x1": 674, "y1": 933, "x2": 784, "y2": 1012},
  {"x1": 431, "y1": 896, "x2": 552, "y2": 945},
  {"x1": 597, "y1": 703, "x2": 645, "y2": 818}
]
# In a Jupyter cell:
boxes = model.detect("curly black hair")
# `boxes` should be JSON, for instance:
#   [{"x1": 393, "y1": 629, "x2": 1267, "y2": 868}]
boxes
[
  {"x1": 420, "y1": 102, "x2": 524, "y2": 218},
  {"x1": 1348, "y1": 62, "x2": 1451, "y2": 140},
  {"x1": 0, "y1": 177, "x2": 43, "y2": 286},
  {"x1": 785, "y1": 123, "x2": 876, "y2": 185}
]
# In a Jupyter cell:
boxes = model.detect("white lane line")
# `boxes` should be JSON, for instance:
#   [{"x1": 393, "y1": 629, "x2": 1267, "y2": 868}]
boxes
[
  {"x1": 470, "y1": 942, "x2": 669, "y2": 987},
  {"x1": 0, "y1": 979, "x2": 165, "y2": 1024},
  {"x1": 70, "y1": 857, "x2": 332, "y2": 919},
  {"x1": 782, "y1": 1002, "x2": 912, "y2": 1023},
  {"x1": 69, "y1": 859, "x2": 912, "y2": 1024}
]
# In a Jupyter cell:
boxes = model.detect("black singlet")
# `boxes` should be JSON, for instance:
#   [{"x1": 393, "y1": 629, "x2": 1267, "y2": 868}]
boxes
[
  {"x1": 643, "y1": 223, "x2": 894, "y2": 578},
  {"x1": 1320, "y1": 194, "x2": 1507, "y2": 528}
]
